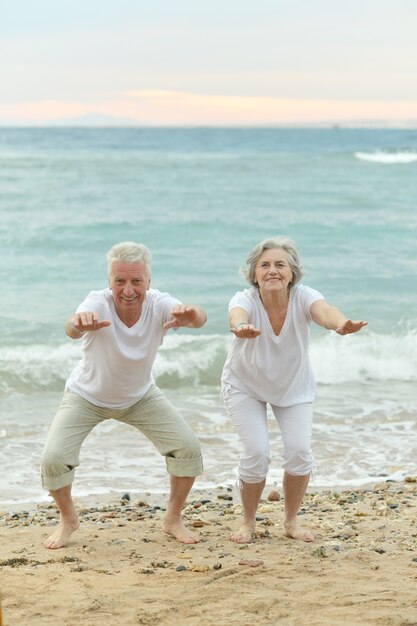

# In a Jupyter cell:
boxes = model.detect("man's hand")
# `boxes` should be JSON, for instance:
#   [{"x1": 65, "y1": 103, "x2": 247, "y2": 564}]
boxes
[
  {"x1": 67, "y1": 312, "x2": 111, "y2": 338},
  {"x1": 163, "y1": 305, "x2": 205, "y2": 330}
]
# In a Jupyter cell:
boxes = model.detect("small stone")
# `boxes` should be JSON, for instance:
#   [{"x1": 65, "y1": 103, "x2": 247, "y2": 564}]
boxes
[
  {"x1": 140, "y1": 568, "x2": 154, "y2": 574},
  {"x1": 191, "y1": 565, "x2": 210, "y2": 572},
  {"x1": 259, "y1": 505, "x2": 275, "y2": 513},
  {"x1": 213, "y1": 563, "x2": 222, "y2": 570},
  {"x1": 135, "y1": 500, "x2": 150, "y2": 507},
  {"x1": 151, "y1": 561, "x2": 170, "y2": 568},
  {"x1": 373, "y1": 483, "x2": 390, "y2": 491},
  {"x1": 224, "y1": 508, "x2": 236, "y2": 515},
  {"x1": 405, "y1": 476, "x2": 417, "y2": 483},
  {"x1": 267, "y1": 490, "x2": 280, "y2": 502},
  {"x1": 121, "y1": 493, "x2": 130, "y2": 501},
  {"x1": 238, "y1": 559, "x2": 264, "y2": 567},
  {"x1": 312, "y1": 546, "x2": 327, "y2": 558},
  {"x1": 176, "y1": 565, "x2": 187, "y2": 571},
  {"x1": 59, "y1": 556, "x2": 80, "y2": 563},
  {"x1": 192, "y1": 520, "x2": 205, "y2": 527}
]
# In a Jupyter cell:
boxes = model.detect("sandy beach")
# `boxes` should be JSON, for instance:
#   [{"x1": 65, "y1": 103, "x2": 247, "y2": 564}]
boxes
[{"x1": 1, "y1": 479, "x2": 417, "y2": 626}]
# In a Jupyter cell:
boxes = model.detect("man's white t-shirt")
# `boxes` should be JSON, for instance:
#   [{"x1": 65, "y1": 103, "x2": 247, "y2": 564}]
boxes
[
  {"x1": 66, "y1": 288, "x2": 180, "y2": 408},
  {"x1": 221, "y1": 284, "x2": 324, "y2": 407}
]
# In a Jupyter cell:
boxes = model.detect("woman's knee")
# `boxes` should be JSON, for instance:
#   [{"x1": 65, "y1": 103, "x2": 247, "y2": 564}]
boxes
[
  {"x1": 239, "y1": 450, "x2": 271, "y2": 483},
  {"x1": 282, "y1": 448, "x2": 314, "y2": 475}
]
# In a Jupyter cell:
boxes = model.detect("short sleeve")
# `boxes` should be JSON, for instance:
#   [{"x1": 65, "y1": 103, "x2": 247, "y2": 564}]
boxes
[
  {"x1": 76, "y1": 291, "x2": 109, "y2": 318},
  {"x1": 151, "y1": 290, "x2": 182, "y2": 325},
  {"x1": 297, "y1": 285, "x2": 325, "y2": 320},
  {"x1": 228, "y1": 290, "x2": 254, "y2": 317}
]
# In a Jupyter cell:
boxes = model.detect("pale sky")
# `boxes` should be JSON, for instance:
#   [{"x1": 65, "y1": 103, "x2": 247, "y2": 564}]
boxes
[{"x1": 1, "y1": 0, "x2": 417, "y2": 125}]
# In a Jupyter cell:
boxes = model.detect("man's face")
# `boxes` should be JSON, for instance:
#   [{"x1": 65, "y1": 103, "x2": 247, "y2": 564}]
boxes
[{"x1": 109, "y1": 261, "x2": 150, "y2": 318}]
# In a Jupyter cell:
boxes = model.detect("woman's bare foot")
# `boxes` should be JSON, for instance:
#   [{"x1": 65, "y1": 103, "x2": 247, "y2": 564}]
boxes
[
  {"x1": 162, "y1": 519, "x2": 200, "y2": 544},
  {"x1": 230, "y1": 523, "x2": 256, "y2": 544},
  {"x1": 283, "y1": 521, "x2": 314, "y2": 542},
  {"x1": 43, "y1": 516, "x2": 80, "y2": 549}
]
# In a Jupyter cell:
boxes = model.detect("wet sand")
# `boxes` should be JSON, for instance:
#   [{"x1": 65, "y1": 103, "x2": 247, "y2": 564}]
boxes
[{"x1": 1, "y1": 479, "x2": 417, "y2": 626}]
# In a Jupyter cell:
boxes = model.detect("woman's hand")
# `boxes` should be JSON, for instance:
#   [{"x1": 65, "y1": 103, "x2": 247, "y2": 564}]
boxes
[
  {"x1": 335, "y1": 319, "x2": 367, "y2": 335},
  {"x1": 230, "y1": 323, "x2": 261, "y2": 339}
]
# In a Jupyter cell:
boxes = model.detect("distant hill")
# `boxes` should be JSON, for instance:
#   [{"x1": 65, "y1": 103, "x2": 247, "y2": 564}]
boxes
[{"x1": 46, "y1": 113, "x2": 143, "y2": 127}]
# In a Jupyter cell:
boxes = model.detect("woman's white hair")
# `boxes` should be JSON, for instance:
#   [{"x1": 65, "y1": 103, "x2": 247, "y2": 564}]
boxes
[
  {"x1": 106, "y1": 241, "x2": 152, "y2": 276},
  {"x1": 240, "y1": 236, "x2": 304, "y2": 287}
]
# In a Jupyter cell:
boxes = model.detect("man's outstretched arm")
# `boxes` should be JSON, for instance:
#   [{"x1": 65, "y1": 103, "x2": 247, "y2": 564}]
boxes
[
  {"x1": 65, "y1": 312, "x2": 111, "y2": 339},
  {"x1": 163, "y1": 305, "x2": 207, "y2": 330}
]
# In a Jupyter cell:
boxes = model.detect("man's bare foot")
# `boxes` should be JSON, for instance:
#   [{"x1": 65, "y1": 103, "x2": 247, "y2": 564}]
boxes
[
  {"x1": 283, "y1": 521, "x2": 314, "y2": 542},
  {"x1": 43, "y1": 517, "x2": 80, "y2": 549},
  {"x1": 230, "y1": 523, "x2": 256, "y2": 544},
  {"x1": 162, "y1": 519, "x2": 200, "y2": 544}
]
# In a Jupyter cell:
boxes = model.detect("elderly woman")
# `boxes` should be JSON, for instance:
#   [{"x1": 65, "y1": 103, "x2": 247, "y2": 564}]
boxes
[{"x1": 221, "y1": 237, "x2": 366, "y2": 544}]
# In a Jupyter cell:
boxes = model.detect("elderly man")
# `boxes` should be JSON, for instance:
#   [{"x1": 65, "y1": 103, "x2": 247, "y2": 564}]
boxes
[{"x1": 41, "y1": 241, "x2": 206, "y2": 549}]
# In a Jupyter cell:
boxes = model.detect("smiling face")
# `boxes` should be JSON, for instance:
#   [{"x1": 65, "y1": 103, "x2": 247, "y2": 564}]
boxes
[
  {"x1": 254, "y1": 248, "x2": 293, "y2": 295},
  {"x1": 109, "y1": 261, "x2": 150, "y2": 323}
]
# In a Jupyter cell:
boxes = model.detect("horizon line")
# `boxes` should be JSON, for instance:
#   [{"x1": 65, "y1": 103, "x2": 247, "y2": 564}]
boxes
[{"x1": 1, "y1": 121, "x2": 417, "y2": 130}]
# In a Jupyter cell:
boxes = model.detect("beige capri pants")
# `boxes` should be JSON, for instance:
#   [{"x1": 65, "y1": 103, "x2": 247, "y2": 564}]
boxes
[{"x1": 41, "y1": 385, "x2": 203, "y2": 491}]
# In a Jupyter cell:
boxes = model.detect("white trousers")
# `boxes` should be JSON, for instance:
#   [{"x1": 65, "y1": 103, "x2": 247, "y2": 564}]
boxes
[{"x1": 223, "y1": 385, "x2": 314, "y2": 483}]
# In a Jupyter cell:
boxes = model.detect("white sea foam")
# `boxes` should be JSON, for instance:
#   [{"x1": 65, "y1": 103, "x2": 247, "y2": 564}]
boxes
[
  {"x1": 354, "y1": 150, "x2": 417, "y2": 164},
  {"x1": 311, "y1": 330, "x2": 417, "y2": 384},
  {"x1": 0, "y1": 331, "x2": 416, "y2": 393}
]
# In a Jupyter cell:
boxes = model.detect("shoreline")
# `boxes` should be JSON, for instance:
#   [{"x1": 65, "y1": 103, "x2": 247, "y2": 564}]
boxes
[
  {"x1": 2, "y1": 475, "x2": 415, "y2": 517},
  {"x1": 1, "y1": 478, "x2": 417, "y2": 625},
  {"x1": 2, "y1": 473, "x2": 414, "y2": 513}
]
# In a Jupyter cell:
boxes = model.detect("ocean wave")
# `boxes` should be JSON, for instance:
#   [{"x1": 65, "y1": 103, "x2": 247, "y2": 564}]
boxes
[
  {"x1": 0, "y1": 331, "x2": 416, "y2": 393},
  {"x1": 354, "y1": 150, "x2": 417, "y2": 164},
  {"x1": 311, "y1": 331, "x2": 417, "y2": 384}
]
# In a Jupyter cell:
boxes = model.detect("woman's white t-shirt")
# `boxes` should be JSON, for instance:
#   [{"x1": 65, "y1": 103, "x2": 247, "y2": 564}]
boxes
[
  {"x1": 66, "y1": 288, "x2": 180, "y2": 408},
  {"x1": 221, "y1": 284, "x2": 324, "y2": 407}
]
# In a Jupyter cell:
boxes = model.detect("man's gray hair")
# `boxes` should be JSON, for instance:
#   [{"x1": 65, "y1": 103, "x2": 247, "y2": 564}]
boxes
[
  {"x1": 106, "y1": 241, "x2": 152, "y2": 276},
  {"x1": 241, "y1": 236, "x2": 304, "y2": 287}
]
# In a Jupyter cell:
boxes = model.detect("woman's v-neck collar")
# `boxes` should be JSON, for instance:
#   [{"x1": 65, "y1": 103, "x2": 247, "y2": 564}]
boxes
[{"x1": 256, "y1": 286, "x2": 293, "y2": 342}]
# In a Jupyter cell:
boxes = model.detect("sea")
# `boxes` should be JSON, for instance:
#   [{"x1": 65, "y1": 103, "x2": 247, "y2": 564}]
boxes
[{"x1": 0, "y1": 126, "x2": 416, "y2": 507}]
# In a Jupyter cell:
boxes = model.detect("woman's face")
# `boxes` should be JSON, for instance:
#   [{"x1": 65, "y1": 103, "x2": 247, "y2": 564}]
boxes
[{"x1": 254, "y1": 248, "x2": 293, "y2": 294}]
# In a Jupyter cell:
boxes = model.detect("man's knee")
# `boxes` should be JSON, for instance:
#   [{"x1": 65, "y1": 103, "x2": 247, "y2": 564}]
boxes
[
  {"x1": 40, "y1": 456, "x2": 76, "y2": 491},
  {"x1": 165, "y1": 432, "x2": 203, "y2": 477},
  {"x1": 171, "y1": 431, "x2": 201, "y2": 461}
]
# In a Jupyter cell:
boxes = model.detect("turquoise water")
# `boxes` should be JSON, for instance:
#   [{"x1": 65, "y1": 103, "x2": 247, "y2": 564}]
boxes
[{"x1": 1, "y1": 127, "x2": 416, "y2": 504}]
